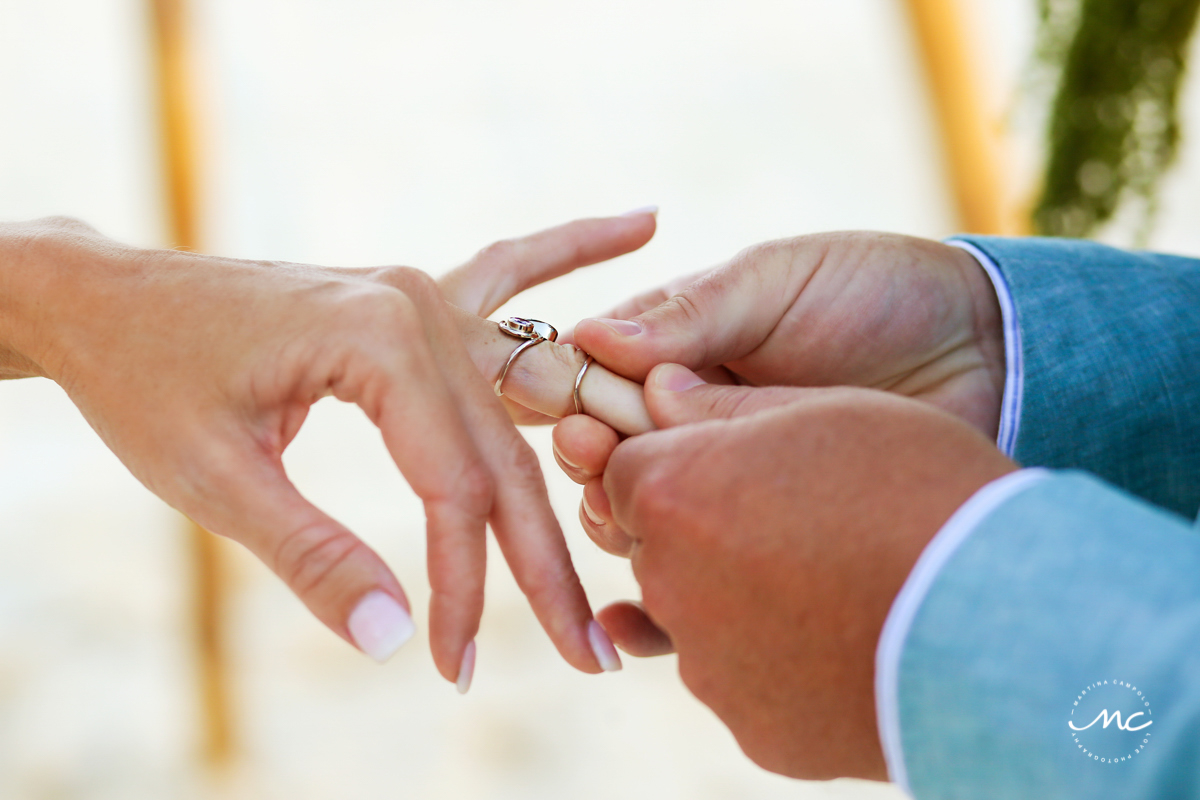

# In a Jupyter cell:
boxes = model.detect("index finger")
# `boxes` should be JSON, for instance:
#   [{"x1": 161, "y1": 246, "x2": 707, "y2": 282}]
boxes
[{"x1": 439, "y1": 211, "x2": 658, "y2": 318}]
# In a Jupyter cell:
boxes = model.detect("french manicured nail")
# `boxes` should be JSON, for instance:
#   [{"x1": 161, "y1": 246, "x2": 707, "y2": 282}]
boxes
[
  {"x1": 655, "y1": 363, "x2": 705, "y2": 393},
  {"x1": 553, "y1": 442, "x2": 582, "y2": 472},
  {"x1": 581, "y1": 493, "x2": 605, "y2": 527},
  {"x1": 592, "y1": 318, "x2": 642, "y2": 336},
  {"x1": 621, "y1": 205, "x2": 659, "y2": 217},
  {"x1": 588, "y1": 620, "x2": 623, "y2": 673},
  {"x1": 348, "y1": 591, "x2": 415, "y2": 664},
  {"x1": 456, "y1": 640, "x2": 476, "y2": 695}
]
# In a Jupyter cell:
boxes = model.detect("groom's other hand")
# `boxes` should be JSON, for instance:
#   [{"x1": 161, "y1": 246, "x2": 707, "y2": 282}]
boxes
[
  {"x1": 573, "y1": 232, "x2": 1007, "y2": 437},
  {"x1": 593, "y1": 368, "x2": 1016, "y2": 779}
]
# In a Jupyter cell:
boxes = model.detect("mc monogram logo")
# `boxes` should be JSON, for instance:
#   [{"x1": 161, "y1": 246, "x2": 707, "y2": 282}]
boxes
[{"x1": 1069, "y1": 680, "x2": 1153, "y2": 764}]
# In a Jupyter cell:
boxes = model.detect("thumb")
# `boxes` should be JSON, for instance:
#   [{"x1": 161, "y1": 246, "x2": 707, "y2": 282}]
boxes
[
  {"x1": 643, "y1": 363, "x2": 815, "y2": 428},
  {"x1": 573, "y1": 247, "x2": 795, "y2": 382}
]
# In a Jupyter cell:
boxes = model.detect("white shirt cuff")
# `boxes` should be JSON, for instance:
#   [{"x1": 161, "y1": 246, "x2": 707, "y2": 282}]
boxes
[
  {"x1": 874, "y1": 240, "x2": 1030, "y2": 793},
  {"x1": 875, "y1": 468, "x2": 1052, "y2": 793},
  {"x1": 946, "y1": 239, "x2": 1023, "y2": 458}
]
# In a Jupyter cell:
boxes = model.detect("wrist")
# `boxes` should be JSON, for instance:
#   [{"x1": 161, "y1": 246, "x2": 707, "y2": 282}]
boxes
[
  {"x1": 0, "y1": 220, "x2": 60, "y2": 379},
  {"x1": 0, "y1": 217, "x2": 131, "y2": 383}
]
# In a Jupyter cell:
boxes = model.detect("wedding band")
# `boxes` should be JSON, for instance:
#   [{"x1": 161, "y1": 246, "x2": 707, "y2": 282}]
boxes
[
  {"x1": 494, "y1": 316, "x2": 558, "y2": 397},
  {"x1": 573, "y1": 352, "x2": 593, "y2": 415}
]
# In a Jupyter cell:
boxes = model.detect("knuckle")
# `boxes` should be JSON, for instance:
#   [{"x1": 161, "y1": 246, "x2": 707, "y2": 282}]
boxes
[
  {"x1": 730, "y1": 237, "x2": 804, "y2": 284},
  {"x1": 447, "y1": 461, "x2": 495, "y2": 518},
  {"x1": 482, "y1": 432, "x2": 550, "y2": 499},
  {"x1": 662, "y1": 290, "x2": 705, "y2": 327},
  {"x1": 736, "y1": 237, "x2": 792, "y2": 267},
  {"x1": 37, "y1": 215, "x2": 96, "y2": 234},
  {"x1": 23, "y1": 216, "x2": 102, "y2": 257},
  {"x1": 345, "y1": 286, "x2": 423, "y2": 340},
  {"x1": 475, "y1": 238, "x2": 519, "y2": 267},
  {"x1": 711, "y1": 389, "x2": 759, "y2": 420},
  {"x1": 741, "y1": 238, "x2": 781, "y2": 261},
  {"x1": 628, "y1": 459, "x2": 687, "y2": 529},
  {"x1": 273, "y1": 524, "x2": 366, "y2": 596},
  {"x1": 500, "y1": 439, "x2": 545, "y2": 486},
  {"x1": 347, "y1": 272, "x2": 442, "y2": 340},
  {"x1": 385, "y1": 266, "x2": 440, "y2": 300},
  {"x1": 429, "y1": 569, "x2": 485, "y2": 608},
  {"x1": 655, "y1": 289, "x2": 715, "y2": 362},
  {"x1": 519, "y1": 558, "x2": 584, "y2": 613}
]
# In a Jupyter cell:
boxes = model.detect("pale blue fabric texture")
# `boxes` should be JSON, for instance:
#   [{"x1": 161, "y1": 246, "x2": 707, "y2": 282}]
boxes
[
  {"x1": 965, "y1": 237, "x2": 1200, "y2": 515},
  {"x1": 894, "y1": 237, "x2": 1200, "y2": 798}
]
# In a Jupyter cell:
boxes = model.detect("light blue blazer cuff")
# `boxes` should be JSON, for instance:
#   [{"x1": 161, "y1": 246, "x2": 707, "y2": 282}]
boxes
[
  {"x1": 953, "y1": 236, "x2": 1200, "y2": 517},
  {"x1": 898, "y1": 471, "x2": 1200, "y2": 798}
]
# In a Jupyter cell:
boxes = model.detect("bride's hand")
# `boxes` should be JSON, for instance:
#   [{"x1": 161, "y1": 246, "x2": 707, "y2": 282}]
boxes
[{"x1": 0, "y1": 213, "x2": 653, "y2": 687}]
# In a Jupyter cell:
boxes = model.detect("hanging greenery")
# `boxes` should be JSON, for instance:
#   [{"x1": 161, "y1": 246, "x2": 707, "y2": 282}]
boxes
[{"x1": 1033, "y1": 0, "x2": 1200, "y2": 240}]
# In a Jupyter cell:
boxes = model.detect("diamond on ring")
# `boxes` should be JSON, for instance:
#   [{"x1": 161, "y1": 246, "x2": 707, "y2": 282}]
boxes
[
  {"x1": 499, "y1": 316, "x2": 558, "y2": 342},
  {"x1": 494, "y1": 317, "x2": 558, "y2": 397}
]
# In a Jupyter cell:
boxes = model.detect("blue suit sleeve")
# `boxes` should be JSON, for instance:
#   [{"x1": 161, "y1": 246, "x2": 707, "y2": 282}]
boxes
[
  {"x1": 898, "y1": 472, "x2": 1200, "y2": 798},
  {"x1": 954, "y1": 236, "x2": 1200, "y2": 517}
]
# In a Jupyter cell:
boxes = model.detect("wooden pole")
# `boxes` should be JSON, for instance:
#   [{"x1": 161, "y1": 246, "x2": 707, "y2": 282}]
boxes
[
  {"x1": 903, "y1": 0, "x2": 1023, "y2": 234},
  {"x1": 146, "y1": 0, "x2": 235, "y2": 766}
]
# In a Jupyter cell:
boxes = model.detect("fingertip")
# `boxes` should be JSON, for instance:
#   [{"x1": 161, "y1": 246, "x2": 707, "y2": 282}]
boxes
[
  {"x1": 596, "y1": 601, "x2": 675, "y2": 657},
  {"x1": 573, "y1": 318, "x2": 657, "y2": 382},
  {"x1": 429, "y1": 614, "x2": 481, "y2": 684},
  {"x1": 615, "y1": 206, "x2": 658, "y2": 246},
  {"x1": 423, "y1": 501, "x2": 488, "y2": 683},
  {"x1": 579, "y1": 478, "x2": 635, "y2": 557},
  {"x1": 456, "y1": 640, "x2": 477, "y2": 694},
  {"x1": 552, "y1": 414, "x2": 620, "y2": 482},
  {"x1": 581, "y1": 479, "x2": 614, "y2": 526},
  {"x1": 643, "y1": 363, "x2": 714, "y2": 429},
  {"x1": 648, "y1": 363, "x2": 705, "y2": 394},
  {"x1": 579, "y1": 317, "x2": 643, "y2": 339},
  {"x1": 587, "y1": 620, "x2": 623, "y2": 672},
  {"x1": 348, "y1": 590, "x2": 416, "y2": 664}
]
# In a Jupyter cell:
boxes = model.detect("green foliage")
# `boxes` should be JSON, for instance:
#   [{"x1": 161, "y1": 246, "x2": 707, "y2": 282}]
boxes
[{"x1": 1034, "y1": 0, "x2": 1200, "y2": 239}]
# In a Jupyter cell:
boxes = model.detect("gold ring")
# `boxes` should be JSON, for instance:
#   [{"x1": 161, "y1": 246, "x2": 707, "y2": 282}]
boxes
[
  {"x1": 573, "y1": 352, "x2": 593, "y2": 415},
  {"x1": 494, "y1": 316, "x2": 558, "y2": 397}
]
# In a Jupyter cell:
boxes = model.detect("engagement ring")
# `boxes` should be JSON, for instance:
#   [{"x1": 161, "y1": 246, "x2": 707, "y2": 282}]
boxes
[{"x1": 494, "y1": 316, "x2": 558, "y2": 397}]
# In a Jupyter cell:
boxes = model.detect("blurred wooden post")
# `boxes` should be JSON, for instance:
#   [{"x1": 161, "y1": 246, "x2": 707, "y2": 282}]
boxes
[
  {"x1": 147, "y1": 0, "x2": 235, "y2": 766},
  {"x1": 903, "y1": 0, "x2": 1022, "y2": 234}
]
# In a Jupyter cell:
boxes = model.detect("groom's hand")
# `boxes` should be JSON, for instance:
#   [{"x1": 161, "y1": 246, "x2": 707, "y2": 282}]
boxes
[
  {"x1": 571, "y1": 231, "x2": 1007, "y2": 436},
  {"x1": 580, "y1": 367, "x2": 1016, "y2": 779}
]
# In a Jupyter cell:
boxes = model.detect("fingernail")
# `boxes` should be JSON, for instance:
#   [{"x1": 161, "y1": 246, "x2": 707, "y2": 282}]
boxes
[
  {"x1": 348, "y1": 591, "x2": 415, "y2": 664},
  {"x1": 655, "y1": 363, "x2": 705, "y2": 393},
  {"x1": 592, "y1": 318, "x2": 642, "y2": 336},
  {"x1": 581, "y1": 493, "x2": 606, "y2": 527},
  {"x1": 456, "y1": 640, "x2": 476, "y2": 695},
  {"x1": 553, "y1": 442, "x2": 582, "y2": 472},
  {"x1": 588, "y1": 620, "x2": 623, "y2": 673},
  {"x1": 621, "y1": 205, "x2": 659, "y2": 217}
]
